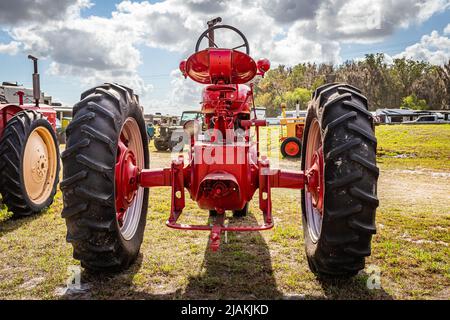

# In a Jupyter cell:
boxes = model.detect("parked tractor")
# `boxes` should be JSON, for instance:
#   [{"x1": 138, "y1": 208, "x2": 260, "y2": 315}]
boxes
[
  {"x1": 62, "y1": 18, "x2": 378, "y2": 277},
  {"x1": 153, "y1": 110, "x2": 203, "y2": 151},
  {"x1": 0, "y1": 56, "x2": 60, "y2": 217},
  {"x1": 279, "y1": 102, "x2": 306, "y2": 158}
]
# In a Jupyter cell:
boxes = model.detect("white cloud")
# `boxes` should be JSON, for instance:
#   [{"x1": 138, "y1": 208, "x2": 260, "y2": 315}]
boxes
[
  {"x1": 416, "y1": 0, "x2": 450, "y2": 22},
  {"x1": 444, "y1": 23, "x2": 450, "y2": 35},
  {"x1": 0, "y1": 0, "x2": 92, "y2": 26},
  {"x1": 259, "y1": 0, "x2": 321, "y2": 23},
  {"x1": 395, "y1": 30, "x2": 450, "y2": 65},
  {"x1": 315, "y1": 0, "x2": 450, "y2": 43},
  {"x1": 8, "y1": 1, "x2": 149, "y2": 98},
  {"x1": 0, "y1": 41, "x2": 20, "y2": 55},
  {"x1": 382, "y1": 53, "x2": 394, "y2": 65},
  {"x1": 48, "y1": 62, "x2": 153, "y2": 98},
  {"x1": 269, "y1": 21, "x2": 341, "y2": 65},
  {"x1": 144, "y1": 69, "x2": 203, "y2": 115}
]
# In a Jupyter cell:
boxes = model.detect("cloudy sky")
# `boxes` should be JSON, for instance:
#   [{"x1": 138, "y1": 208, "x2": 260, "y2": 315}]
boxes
[{"x1": 0, "y1": 0, "x2": 449, "y2": 115}]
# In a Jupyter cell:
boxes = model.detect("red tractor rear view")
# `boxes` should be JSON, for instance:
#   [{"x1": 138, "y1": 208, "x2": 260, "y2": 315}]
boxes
[
  {"x1": 0, "y1": 56, "x2": 60, "y2": 217},
  {"x1": 62, "y1": 18, "x2": 378, "y2": 277}
]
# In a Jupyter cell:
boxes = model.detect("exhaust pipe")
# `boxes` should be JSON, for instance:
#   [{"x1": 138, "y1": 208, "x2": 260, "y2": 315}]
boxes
[{"x1": 27, "y1": 55, "x2": 40, "y2": 107}]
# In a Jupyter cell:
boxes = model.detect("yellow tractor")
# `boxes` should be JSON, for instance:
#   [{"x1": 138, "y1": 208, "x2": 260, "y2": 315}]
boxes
[{"x1": 279, "y1": 102, "x2": 305, "y2": 158}]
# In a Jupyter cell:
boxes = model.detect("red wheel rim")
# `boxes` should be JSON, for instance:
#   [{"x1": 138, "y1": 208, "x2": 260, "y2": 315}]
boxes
[
  {"x1": 285, "y1": 141, "x2": 300, "y2": 156},
  {"x1": 114, "y1": 117, "x2": 144, "y2": 240},
  {"x1": 304, "y1": 119, "x2": 324, "y2": 242}
]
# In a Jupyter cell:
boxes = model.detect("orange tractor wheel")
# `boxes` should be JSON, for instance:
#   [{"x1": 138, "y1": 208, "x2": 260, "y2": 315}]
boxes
[
  {"x1": 0, "y1": 110, "x2": 60, "y2": 217},
  {"x1": 280, "y1": 137, "x2": 302, "y2": 158}
]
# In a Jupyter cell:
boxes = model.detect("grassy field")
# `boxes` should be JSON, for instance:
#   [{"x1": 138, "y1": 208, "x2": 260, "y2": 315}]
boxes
[
  {"x1": 377, "y1": 124, "x2": 450, "y2": 170},
  {"x1": 0, "y1": 124, "x2": 449, "y2": 299}
]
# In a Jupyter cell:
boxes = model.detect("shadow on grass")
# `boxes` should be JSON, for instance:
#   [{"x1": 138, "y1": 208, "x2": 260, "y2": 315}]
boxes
[
  {"x1": 182, "y1": 213, "x2": 282, "y2": 299},
  {"x1": 0, "y1": 200, "x2": 42, "y2": 237},
  {"x1": 61, "y1": 212, "x2": 281, "y2": 299},
  {"x1": 60, "y1": 213, "x2": 392, "y2": 300}
]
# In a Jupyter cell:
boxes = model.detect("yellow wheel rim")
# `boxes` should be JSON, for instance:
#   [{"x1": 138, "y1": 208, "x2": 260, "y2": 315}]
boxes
[{"x1": 23, "y1": 127, "x2": 57, "y2": 205}]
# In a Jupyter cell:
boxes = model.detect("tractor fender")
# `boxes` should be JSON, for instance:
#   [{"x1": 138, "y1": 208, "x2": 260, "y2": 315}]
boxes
[
  {"x1": 0, "y1": 104, "x2": 24, "y2": 137},
  {"x1": 0, "y1": 103, "x2": 57, "y2": 138}
]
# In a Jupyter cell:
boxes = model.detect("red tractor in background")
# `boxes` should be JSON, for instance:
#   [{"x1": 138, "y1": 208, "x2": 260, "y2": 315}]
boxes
[
  {"x1": 62, "y1": 18, "x2": 378, "y2": 277},
  {"x1": 0, "y1": 56, "x2": 60, "y2": 217}
]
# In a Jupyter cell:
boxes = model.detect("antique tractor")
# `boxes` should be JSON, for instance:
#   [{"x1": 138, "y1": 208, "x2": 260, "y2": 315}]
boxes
[
  {"x1": 62, "y1": 18, "x2": 378, "y2": 276},
  {"x1": 279, "y1": 102, "x2": 305, "y2": 158},
  {"x1": 153, "y1": 110, "x2": 203, "y2": 151},
  {"x1": 0, "y1": 56, "x2": 60, "y2": 217}
]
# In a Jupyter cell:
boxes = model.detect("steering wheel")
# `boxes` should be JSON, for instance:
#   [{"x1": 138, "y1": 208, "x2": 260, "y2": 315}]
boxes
[{"x1": 195, "y1": 25, "x2": 250, "y2": 55}]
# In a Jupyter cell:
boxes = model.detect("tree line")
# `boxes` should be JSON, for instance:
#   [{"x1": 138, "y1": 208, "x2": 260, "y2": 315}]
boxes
[{"x1": 254, "y1": 54, "x2": 450, "y2": 117}]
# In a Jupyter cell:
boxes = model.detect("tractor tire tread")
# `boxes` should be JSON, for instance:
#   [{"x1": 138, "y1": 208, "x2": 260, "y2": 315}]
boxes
[
  {"x1": 342, "y1": 100, "x2": 372, "y2": 118},
  {"x1": 62, "y1": 83, "x2": 149, "y2": 272},
  {"x1": 61, "y1": 203, "x2": 89, "y2": 219},
  {"x1": 61, "y1": 138, "x2": 91, "y2": 159},
  {"x1": 81, "y1": 124, "x2": 116, "y2": 153},
  {"x1": 65, "y1": 112, "x2": 96, "y2": 135},
  {"x1": 60, "y1": 171, "x2": 89, "y2": 190},
  {"x1": 0, "y1": 110, "x2": 60, "y2": 217},
  {"x1": 302, "y1": 83, "x2": 378, "y2": 277},
  {"x1": 347, "y1": 122, "x2": 377, "y2": 144}
]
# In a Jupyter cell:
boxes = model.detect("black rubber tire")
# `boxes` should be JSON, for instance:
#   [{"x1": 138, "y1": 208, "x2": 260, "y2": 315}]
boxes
[
  {"x1": 301, "y1": 83, "x2": 379, "y2": 277},
  {"x1": 61, "y1": 83, "x2": 149, "y2": 272},
  {"x1": 57, "y1": 131, "x2": 66, "y2": 145},
  {"x1": 209, "y1": 210, "x2": 218, "y2": 217},
  {"x1": 0, "y1": 110, "x2": 60, "y2": 217},
  {"x1": 281, "y1": 137, "x2": 302, "y2": 158},
  {"x1": 154, "y1": 138, "x2": 168, "y2": 151},
  {"x1": 232, "y1": 202, "x2": 249, "y2": 217}
]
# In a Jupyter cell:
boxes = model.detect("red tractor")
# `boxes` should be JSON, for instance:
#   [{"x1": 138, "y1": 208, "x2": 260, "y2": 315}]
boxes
[
  {"x1": 0, "y1": 56, "x2": 60, "y2": 217},
  {"x1": 62, "y1": 18, "x2": 378, "y2": 277}
]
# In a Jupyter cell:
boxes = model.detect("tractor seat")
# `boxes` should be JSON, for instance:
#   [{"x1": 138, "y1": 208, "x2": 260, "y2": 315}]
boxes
[{"x1": 181, "y1": 48, "x2": 257, "y2": 85}]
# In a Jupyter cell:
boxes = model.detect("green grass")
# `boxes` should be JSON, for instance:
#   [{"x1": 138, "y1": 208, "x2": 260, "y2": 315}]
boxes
[
  {"x1": 0, "y1": 202, "x2": 11, "y2": 222},
  {"x1": 376, "y1": 124, "x2": 450, "y2": 170},
  {"x1": 0, "y1": 124, "x2": 449, "y2": 299}
]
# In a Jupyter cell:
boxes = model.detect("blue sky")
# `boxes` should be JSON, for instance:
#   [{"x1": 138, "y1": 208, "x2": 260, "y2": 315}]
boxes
[{"x1": 0, "y1": 0, "x2": 449, "y2": 115}]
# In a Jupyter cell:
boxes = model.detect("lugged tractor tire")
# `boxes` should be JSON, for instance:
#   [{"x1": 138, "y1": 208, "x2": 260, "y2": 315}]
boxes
[
  {"x1": 232, "y1": 202, "x2": 249, "y2": 217},
  {"x1": 280, "y1": 137, "x2": 302, "y2": 158},
  {"x1": 209, "y1": 202, "x2": 249, "y2": 218},
  {"x1": 154, "y1": 138, "x2": 168, "y2": 151},
  {"x1": 0, "y1": 110, "x2": 60, "y2": 217},
  {"x1": 61, "y1": 83, "x2": 149, "y2": 272},
  {"x1": 301, "y1": 83, "x2": 379, "y2": 277},
  {"x1": 209, "y1": 210, "x2": 218, "y2": 217}
]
